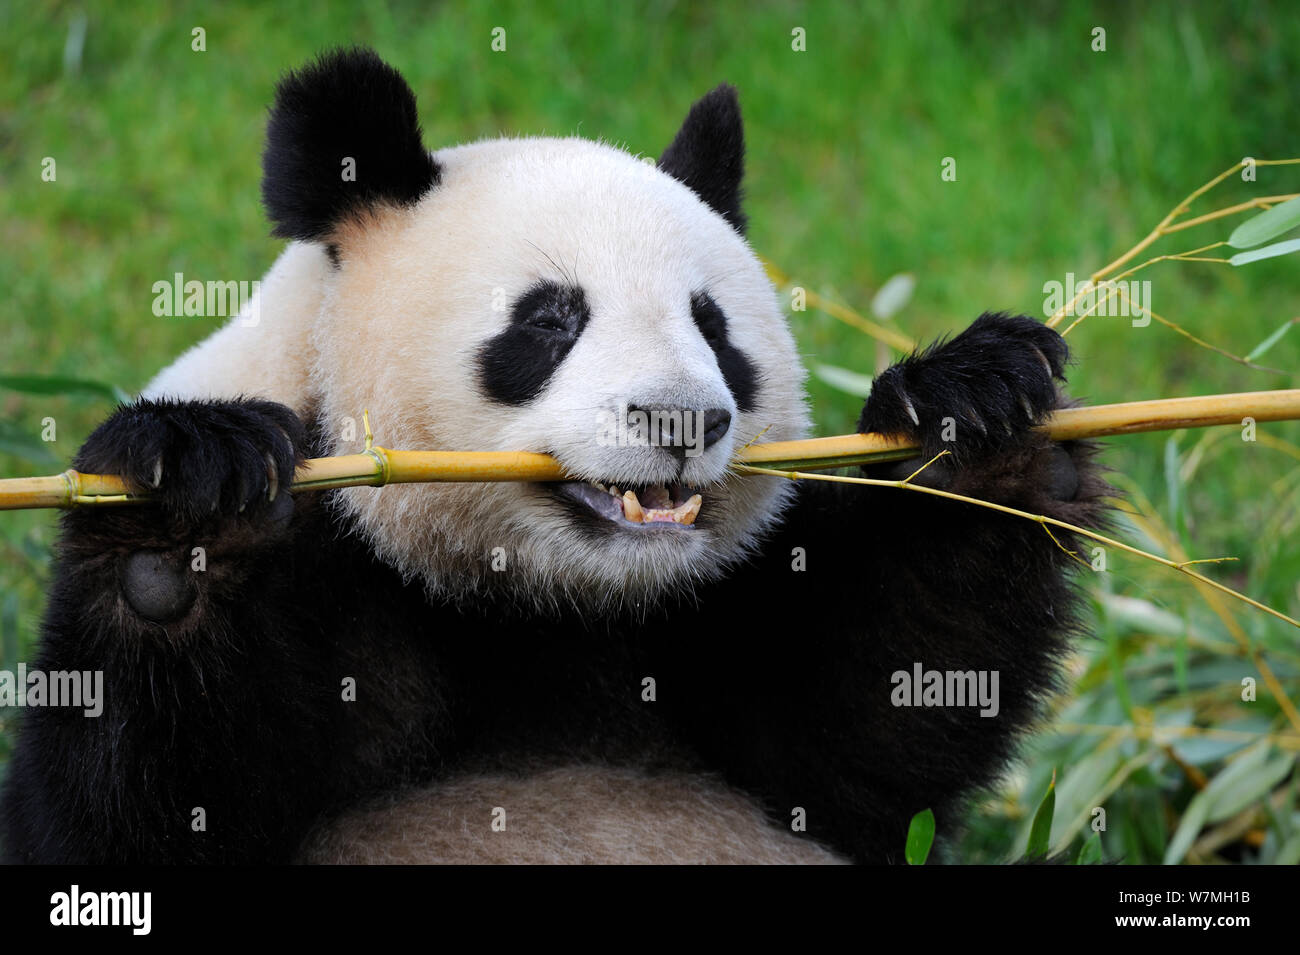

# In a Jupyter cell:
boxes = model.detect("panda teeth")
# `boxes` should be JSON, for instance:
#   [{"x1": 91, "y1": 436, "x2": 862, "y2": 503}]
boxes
[
  {"x1": 619, "y1": 488, "x2": 703, "y2": 526},
  {"x1": 574, "y1": 480, "x2": 704, "y2": 526},
  {"x1": 676, "y1": 494, "x2": 703, "y2": 525}
]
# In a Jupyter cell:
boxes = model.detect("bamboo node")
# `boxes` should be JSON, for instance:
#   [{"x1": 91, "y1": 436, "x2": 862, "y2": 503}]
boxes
[
  {"x1": 364, "y1": 447, "x2": 392, "y2": 487},
  {"x1": 60, "y1": 469, "x2": 79, "y2": 508}
]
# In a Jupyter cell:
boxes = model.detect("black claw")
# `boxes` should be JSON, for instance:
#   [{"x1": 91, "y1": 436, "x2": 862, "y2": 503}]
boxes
[
  {"x1": 75, "y1": 398, "x2": 306, "y2": 527},
  {"x1": 859, "y1": 312, "x2": 1068, "y2": 465}
]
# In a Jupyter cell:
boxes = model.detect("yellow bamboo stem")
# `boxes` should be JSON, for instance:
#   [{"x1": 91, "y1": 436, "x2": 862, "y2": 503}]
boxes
[{"x1": 1, "y1": 390, "x2": 1297, "y2": 510}]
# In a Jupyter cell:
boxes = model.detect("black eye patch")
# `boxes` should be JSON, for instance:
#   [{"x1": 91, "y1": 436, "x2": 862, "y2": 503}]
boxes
[
  {"x1": 477, "y1": 281, "x2": 591, "y2": 405},
  {"x1": 691, "y1": 291, "x2": 758, "y2": 413}
]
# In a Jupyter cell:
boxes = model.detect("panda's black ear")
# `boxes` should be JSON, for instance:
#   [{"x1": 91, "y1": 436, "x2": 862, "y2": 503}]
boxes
[
  {"x1": 657, "y1": 84, "x2": 747, "y2": 234},
  {"x1": 261, "y1": 47, "x2": 441, "y2": 241}
]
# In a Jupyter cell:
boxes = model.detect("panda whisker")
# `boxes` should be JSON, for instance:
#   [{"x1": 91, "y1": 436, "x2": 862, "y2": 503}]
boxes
[{"x1": 525, "y1": 239, "x2": 579, "y2": 289}]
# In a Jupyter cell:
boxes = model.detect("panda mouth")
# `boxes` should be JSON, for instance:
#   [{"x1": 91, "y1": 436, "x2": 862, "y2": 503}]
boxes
[{"x1": 552, "y1": 480, "x2": 703, "y2": 528}]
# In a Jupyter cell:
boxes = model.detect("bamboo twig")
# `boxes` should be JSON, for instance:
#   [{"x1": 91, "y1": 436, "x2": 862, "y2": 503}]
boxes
[
  {"x1": 1162, "y1": 194, "x2": 1299, "y2": 234},
  {"x1": 735, "y1": 463, "x2": 1300, "y2": 631},
  {"x1": 1, "y1": 389, "x2": 1298, "y2": 511},
  {"x1": 1081, "y1": 285, "x2": 1288, "y2": 373},
  {"x1": 1045, "y1": 157, "x2": 1300, "y2": 329},
  {"x1": 762, "y1": 260, "x2": 916, "y2": 351},
  {"x1": 1057, "y1": 721, "x2": 1300, "y2": 752}
]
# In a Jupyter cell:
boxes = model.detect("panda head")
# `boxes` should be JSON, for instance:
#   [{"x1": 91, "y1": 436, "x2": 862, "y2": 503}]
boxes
[{"x1": 265, "y1": 49, "x2": 809, "y2": 610}]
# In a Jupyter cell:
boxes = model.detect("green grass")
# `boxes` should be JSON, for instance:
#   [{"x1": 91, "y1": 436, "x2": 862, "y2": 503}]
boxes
[{"x1": 1, "y1": 0, "x2": 1298, "y2": 863}]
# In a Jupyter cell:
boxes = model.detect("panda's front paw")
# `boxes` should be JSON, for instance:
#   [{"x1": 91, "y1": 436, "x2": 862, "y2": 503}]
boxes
[
  {"x1": 75, "y1": 398, "x2": 305, "y2": 527},
  {"x1": 857, "y1": 312, "x2": 1067, "y2": 467}
]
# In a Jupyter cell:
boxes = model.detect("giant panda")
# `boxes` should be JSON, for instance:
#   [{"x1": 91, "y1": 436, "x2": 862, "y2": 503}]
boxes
[{"x1": 0, "y1": 48, "x2": 1107, "y2": 864}]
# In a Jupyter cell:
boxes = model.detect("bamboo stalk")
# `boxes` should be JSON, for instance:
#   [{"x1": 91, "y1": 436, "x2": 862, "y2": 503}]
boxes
[{"x1": 2, "y1": 389, "x2": 1297, "y2": 510}]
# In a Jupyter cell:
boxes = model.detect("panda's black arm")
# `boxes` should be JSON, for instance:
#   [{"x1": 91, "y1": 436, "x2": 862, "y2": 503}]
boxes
[
  {"x1": 0, "y1": 399, "x2": 334, "y2": 863},
  {"x1": 657, "y1": 314, "x2": 1110, "y2": 862},
  {"x1": 0, "y1": 399, "x2": 444, "y2": 864}
]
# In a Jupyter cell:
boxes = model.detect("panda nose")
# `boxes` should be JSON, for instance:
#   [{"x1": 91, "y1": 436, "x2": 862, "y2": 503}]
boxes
[
  {"x1": 701, "y1": 408, "x2": 732, "y2": 450},
  {"x1": 624, "y1": 406, "x2": 733, "y2": 454}
]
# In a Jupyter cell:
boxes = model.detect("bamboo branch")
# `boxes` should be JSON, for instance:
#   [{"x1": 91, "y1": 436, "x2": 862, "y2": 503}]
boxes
[
  {"x1": 1045, "y1": 157, "x2": 1300, "y2": 329},
  {"x1": 1065, "y1": 284, "x2": 1288, "y2": 374},
  {"x1": 1, "y1": 390, "x2": 1297, "y2": 511}
]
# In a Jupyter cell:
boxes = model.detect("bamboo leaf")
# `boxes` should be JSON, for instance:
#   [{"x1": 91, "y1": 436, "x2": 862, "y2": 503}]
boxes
[
  {"x1": 1227, "y1": 195, "x2": 1300, "y2": 248},
  {"x1": 0, "y1": 374, "x2": 131, "y2": 404},
  {"x1": 1099, "y1": 593, "x2": 1191, "y2": 637},
  {"x1": 0, "y1": 422, "x2": 60, "y2": 466},
  {"x1": 1026, "y1": 772, "x2": 1056, "y2": 859},
  {"x1": 1228, "y1": 237, "x2": 1300, "y2": 266},
  {"x1": 1205, "y1": 753, "x2": 1296, "y2": 823},
  {"x1": 1174, "y1": 717, "x2": 1272, "y2": 764},
  {"x1": 1104, "y1": 619, "x2": 1134, "y2": 720},
  {"x1": 1076, "y1": 832, "x2": 1103, "y2": 865},
  {"x1": 1201, "y1": 741, "x2": 1271, "y2": 797},
  {"x1": 1278, "y1": 834, "x2": 1300, "y2": 866},
  {"x1": 1163, "y1": 790, "x2": 1212, "y2": 864},
  {"x1": 812, "y1": 363, "x2": 874, "y2": 398},
  {"x1": 1165, "y1": 742, "x2": 1270, "y2": 862},
  {"x1": 1243, "y1": 317, "x2": 1296, "y2": 361},
  {"x1": 870, "y1": 273, "x2": 916, "y2": 319},
  {"x1": 1049, "y1": 744, "x2": 1124, "y2": 848},
  {"x1": 1, "y1": 592, "x2": 18, "y2": 669},
  {"x1": 905, "y1": 808, "x2": 935, "y2": 865},
  {"x1": 1164, "y1": 436, "x2": 1183, "y2": 536}
]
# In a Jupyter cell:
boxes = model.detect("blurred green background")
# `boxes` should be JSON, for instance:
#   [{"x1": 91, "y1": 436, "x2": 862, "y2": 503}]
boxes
[{"x1": 1, "y1": 0, "x2": 1298, "y2": 863}]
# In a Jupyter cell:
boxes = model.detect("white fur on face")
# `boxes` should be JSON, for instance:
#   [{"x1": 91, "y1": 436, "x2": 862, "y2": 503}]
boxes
[
  {"x1": 306, "y1": 138, "x2": 810, "y2": 607},
  {"x1": 314, "y1": 138, "x2": 809, "y2": 608}
]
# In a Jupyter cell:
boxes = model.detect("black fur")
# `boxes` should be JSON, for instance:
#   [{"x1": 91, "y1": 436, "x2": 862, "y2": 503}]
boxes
[
  {"x1": 658, "y1": 84, "x2": 748, "y2": 233},
  {"x1": 0, "y1": 315, "x2": 1109, "y2": 864},
  {"x1": 477, "y1": 281, "x2": 592, "y2": 405},
  {"x1": 71, "y1": 397, "x2": 304, "y2": 523},
  {"x1": 691, "y1": 291, "x2": 758, "y2": 412},
  {"x1": 262, "y1": 47, "x2": 441, "y2": 241},
  {"x1": 859, "y1": 312, "x2": 1068, "y2": 466}
]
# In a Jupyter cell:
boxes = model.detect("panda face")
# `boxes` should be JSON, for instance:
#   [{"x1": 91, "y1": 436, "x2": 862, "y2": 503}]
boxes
[
  {"x1": 313, "y1": 136, "x2": 809, "y2": 609},
  {"x1": 251, "y1": 51, "x2": 808, "y2": 608}
]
